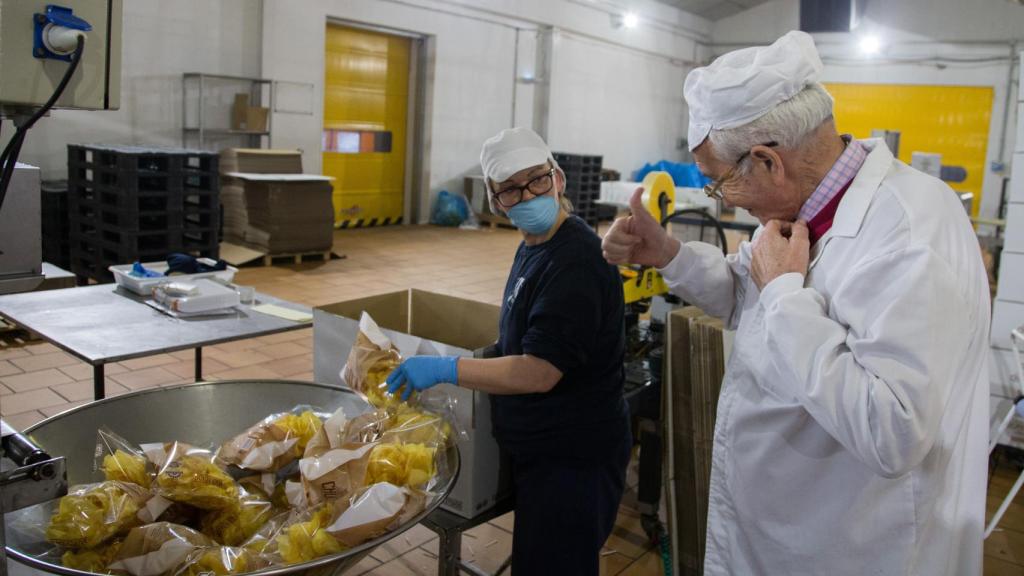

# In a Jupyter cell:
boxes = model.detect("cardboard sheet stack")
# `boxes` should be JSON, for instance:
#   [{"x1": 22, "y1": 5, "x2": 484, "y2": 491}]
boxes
[
  {"x1": 219, "y1": 149, "x2": 334, "y2": 254},
  {"x1": 665, "y1": 307, "x2": 728, "y2": 576}
]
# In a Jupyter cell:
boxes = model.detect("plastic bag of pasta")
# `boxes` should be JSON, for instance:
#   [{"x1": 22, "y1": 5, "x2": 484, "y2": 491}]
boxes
[
  {"x1": 324, "y1": 482, "x2": 426, "y2": 548},
  {"x1": 303, "y1": 405, "x2": 350, "y2": 457},
  {"x1": 273, "y1": 505, "x2": 346, "y2": 564},
  {"x1": 46, "y1": 481, "x2": 152, "y2": 549},
  {"x1": 199, "y1": 486, "x2": 275, "y2": 546},
  {"x1": 299, "y1": 442, "x2": 377, "y2": 507},
  {"x1": 61, "y1": 538, "x2": 123, "y2": 573},
  {"x1": 173, "y1": 546, "x2": 270, "y2": 576},
  {"x1": 107, "y1": 522, "x2": 213, "y2": 576},
  {"x1": 95, "y1": 428, "x2": 155, "y2": 489},
  {"x1": 217, "y1": 408, "x2": 323, "y2": 472},
  {"x1": 240, "y1": 510, "x2": 291, "y2": 555},
  {"x1": 144, "y1": 442, "x2": 239, "y2": 510},
  {"x1": 341, "y1": 409, "x2": 392, "y2": 445},
  {"x1": 381, "y1": 404, "x2": 452, "y2": 447},
  {"x1": 364, "y1": 443, "x2": 436, "y2": 489},
  {"x1": 340, "y1": 312, "x2": 406, "y2": 408}
]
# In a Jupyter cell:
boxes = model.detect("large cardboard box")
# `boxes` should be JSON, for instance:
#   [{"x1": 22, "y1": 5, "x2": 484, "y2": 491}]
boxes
[
  {"x1": 221, "y1": 174, "x2": 334, "y2": 254},
  {"x1": 313, "y1": 289, "x2": 509, "y2": 519},
  {"x1": 220, "y1": 148, "x2": 303, "y2": 174},
  {"x1": 230, "y1": 93, "x2": 269, "y2": 132}
]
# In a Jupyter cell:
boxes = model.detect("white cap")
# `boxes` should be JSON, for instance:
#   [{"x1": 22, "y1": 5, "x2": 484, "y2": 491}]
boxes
[
  {"x1": 684, "y1": 30, "x2": 823, "y2": 151},
  {"x1": 480, "y1": 127, "x2": 556, "y2": 189}
]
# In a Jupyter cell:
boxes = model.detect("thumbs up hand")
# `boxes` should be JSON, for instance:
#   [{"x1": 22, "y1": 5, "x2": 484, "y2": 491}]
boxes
[{"x1": 601, "y1": 187, "x2": 680, "y2": 268}]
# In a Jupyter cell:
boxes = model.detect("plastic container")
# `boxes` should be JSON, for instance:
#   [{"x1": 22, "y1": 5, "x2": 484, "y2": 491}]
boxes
[
  {"x1": 109, "y1": 260, "x2": 237, "y2": 295},
  {"x1": 152, "y1": 278, "x2": 240, "y2": 313}
]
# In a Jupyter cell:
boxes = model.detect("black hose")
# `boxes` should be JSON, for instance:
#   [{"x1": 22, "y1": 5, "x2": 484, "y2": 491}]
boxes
[
  {"x1": 0, "y1": 35, "x2": 86, "y2": 212},
  {"x1": 661, "y1": 208, "x2": 729, "y2": 256}
]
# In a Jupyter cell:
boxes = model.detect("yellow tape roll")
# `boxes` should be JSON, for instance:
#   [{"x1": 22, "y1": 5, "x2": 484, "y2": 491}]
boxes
[{"x1": 640, "y1": 171, "x2": 675, "y2": 224}]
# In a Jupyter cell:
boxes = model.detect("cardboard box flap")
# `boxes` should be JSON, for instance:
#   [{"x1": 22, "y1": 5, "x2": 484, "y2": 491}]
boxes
[
  {"x1": 317, "y1": 291, "x2": 409, "y2": 334},
  {"x1": 409, "y1": 290, "x2": 499, "y2": 351}
]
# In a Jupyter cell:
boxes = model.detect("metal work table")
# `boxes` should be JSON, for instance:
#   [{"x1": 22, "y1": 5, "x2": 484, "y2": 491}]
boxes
[
  {"x1": 423, "y1": 497, "x2": 515, "y2": 576},
  {"x1": 0, "y1": 284, "x2": 311, "y2": 400}
]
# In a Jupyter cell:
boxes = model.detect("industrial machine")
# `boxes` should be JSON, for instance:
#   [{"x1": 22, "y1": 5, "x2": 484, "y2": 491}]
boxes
[
  {"x1": 621, "y1": 172, "x2": 730, "y2": 545},
  {"x1": 0, "y1": 1, "x2": 123, "y2": 294}
]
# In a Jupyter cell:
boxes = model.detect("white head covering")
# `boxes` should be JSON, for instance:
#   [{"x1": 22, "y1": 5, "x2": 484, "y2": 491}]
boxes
[
  {"x1": 480, "y1": 127, "x2": 561, "y2": 211},
  {"x1": 684, "y1": 30, "x2": 823, "y2": 151}
]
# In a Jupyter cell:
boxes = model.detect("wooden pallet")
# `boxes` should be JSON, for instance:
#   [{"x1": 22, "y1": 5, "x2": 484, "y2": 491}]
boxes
[
  {"x1": 261, "y1": 251, "x2": 331, "y2": 266},
  {"x1": 478, "y1": 213, "x2": 515, "y2": 230}
]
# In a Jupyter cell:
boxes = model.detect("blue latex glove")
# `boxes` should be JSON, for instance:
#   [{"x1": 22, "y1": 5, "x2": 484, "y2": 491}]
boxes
[{"x1": 386, "y1": 356, "x2": 459, "y2": 401}]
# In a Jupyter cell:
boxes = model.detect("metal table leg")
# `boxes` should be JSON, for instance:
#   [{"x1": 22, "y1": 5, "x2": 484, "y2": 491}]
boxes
[
  {"x1": 195, "y1": 347, "x2": 203, "y2": 382},
  {"x1": 93, "y1": 364, "x2": 105, "y2": 400},
  {"x1": 436, "y1": 525, "x2": 462, "y2": 576}
]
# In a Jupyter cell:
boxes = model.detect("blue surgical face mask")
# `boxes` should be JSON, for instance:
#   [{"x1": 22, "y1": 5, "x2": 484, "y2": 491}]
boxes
[{"x1": 508, "y1": 194, "x2": 559, "y2": 235}]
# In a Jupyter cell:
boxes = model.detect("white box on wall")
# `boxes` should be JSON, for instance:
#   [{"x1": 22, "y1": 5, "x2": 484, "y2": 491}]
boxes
[
  {"x1": 992, "y1": 299, "x2": 1024, "y2": 349},
  {"x1": 1006, "y1": 203, "x2": 1024, "y2": 254},
  {"x1": 997, "y1": 252, "x2": 1024, "y2": 304},
  {"x1": 1010, "y1": 153, "x2": 1024, "y2": 203},
  {"x1": 991, "y1": 347, "x2": 1022, "y2": 398}
]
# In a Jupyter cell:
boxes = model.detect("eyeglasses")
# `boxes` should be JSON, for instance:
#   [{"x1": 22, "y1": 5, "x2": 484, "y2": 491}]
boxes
[
  {"x1": 492, "y1": 168, "x2": 556, "y2": 208},
  {"x1": 703, "y1": 141, "x2": 778, "y2": 201}
]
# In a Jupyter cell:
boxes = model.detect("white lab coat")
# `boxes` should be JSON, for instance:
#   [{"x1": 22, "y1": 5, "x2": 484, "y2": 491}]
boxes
[{"x1": 658, "y1": 140, "x2": 989, "y2": 576}]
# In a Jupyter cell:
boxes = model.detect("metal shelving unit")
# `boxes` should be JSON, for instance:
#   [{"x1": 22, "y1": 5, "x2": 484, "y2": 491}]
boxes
[{"x1": 182, "y1": 73, "x2": 273, "y2": 150}]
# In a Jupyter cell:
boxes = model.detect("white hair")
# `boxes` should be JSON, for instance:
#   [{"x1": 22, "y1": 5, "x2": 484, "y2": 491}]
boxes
[{"x1": 706, "y1": 82, "x2": 834, "y2": 172}]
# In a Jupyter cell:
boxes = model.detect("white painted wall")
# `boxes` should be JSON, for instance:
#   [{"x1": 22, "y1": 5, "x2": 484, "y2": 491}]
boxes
[
  {"x1": 712, "y1": 0, "x2": 1021, "y2": 225},
  {"x1": 0, "y1": 0, "x2": 263, "y2": 178},
  {"x1": 260, "y1": 0, "x2": 708, "y2": 222}
]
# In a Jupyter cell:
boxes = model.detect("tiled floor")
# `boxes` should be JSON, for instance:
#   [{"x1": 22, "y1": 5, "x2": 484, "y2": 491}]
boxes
[{"x1": 0, "y1": 225, "x2": 662, "y2": 575}]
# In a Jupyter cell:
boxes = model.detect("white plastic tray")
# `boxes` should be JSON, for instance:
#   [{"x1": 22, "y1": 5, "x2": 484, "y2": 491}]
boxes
[{"x1": 109, "y1": 261, "x2": 238, "y2": 296}]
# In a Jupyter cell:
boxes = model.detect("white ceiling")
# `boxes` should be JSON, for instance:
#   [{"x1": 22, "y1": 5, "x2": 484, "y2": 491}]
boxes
[{"x1": 652, "y1": 0, "x2": 775, "y2": 20}]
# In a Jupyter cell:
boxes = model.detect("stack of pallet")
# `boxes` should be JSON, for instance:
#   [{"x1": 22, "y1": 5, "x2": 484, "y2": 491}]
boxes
[
  {"x1": 41, "y1": 180, "x2": 70, "y2": 269},
  {"x1": 553, "y1": 152, "x2": 602, "y2": 229},
  {"x1": 665, "y1": 306, "x2": 729, "y2": 575},
  {"x1": 66, "y1": 145, "x2": 219, "y2": 283},
  {"x1": 219, "y1": 148, "x2": 334, "y2": 257}
]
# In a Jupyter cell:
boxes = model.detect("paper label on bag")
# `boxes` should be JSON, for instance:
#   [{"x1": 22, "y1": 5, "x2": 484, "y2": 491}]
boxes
[
  {"x1": 324, "y1": 407, "x2": 349, "y2": 449},
  {"x1": 260, "y1": 472, "x2": 275, "y2": 496},
  {"x1": 108, "y1": 538, "x2": 196, "y2": 576},
  {"x1": 285, "y1": 480, "x2": 307, "y2": 509},
  {"x1": 136, "y1": 495, "x2": 174, "y2": 524},
  {"x1": 326, "y1": 482, "x2": 405, "y2": 533},
  {"x1": 299, "y1": 444, "x2": 376, "y2": 482},
  {"x1": 239, "y1": 437, "x2": 299, "y2": 470},
  {"x1": 359, "y1": 312, "x2": 392, "y2": 350}
]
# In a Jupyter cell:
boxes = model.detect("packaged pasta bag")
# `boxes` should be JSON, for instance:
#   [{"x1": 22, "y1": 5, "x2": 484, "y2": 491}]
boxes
[
  {"x1": 272, "y1": 505, "x2": 346, "y2": 565},
  {"x1": 46, "y1": 481, "x2": 153, "y2": 549},
  {"x1": 217, "y1": 408, "x2": 323, "y2": 472},
  {"x1": 299, "y1": 442, "x2": 377, "y2": 508},
  {"x1": 340, "y1": 312, "x2": 406, "y2": 408},
  {"x1": 364, "y1": 443, "x2": 436, "y2": 489},
  {"x1": 340, "y1": 409, "x2": 391, "y2": 445},
  {"x1": 380, "y1": 404, "x2": 452, "y2": 448},
  {"x1": 199, "y1": 486, "x2": 275, "y2": 546},
  {"x1": 324, "y1": 482, "x2": 426, "y2": 549},
  {"x1": 143, "y1": 442, "x2": 239, "y2": 510},
  {"x1": 107, "y1": 523, "x2": 212, "y2": 576},
  {"x1": 303, "y1": 405, "x2": 350, "y2": 457},
  {"x1": 94, "y1": 428, "x2": 155, "y2": 489},
  {"x1": 61, "y1": 538, "x2": 123, "y2": 573},
  {"x1": 239, "y1": 510, "x2": 291, "y2": 555},
  {"x1": 172, "y1": 546, "x2": 271, "y2": 576}
]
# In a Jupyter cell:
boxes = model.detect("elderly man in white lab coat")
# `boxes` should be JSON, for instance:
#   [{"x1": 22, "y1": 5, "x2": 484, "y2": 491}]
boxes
[{"x1": 603, "y1": 31, "x2": 989, "y2": 575}]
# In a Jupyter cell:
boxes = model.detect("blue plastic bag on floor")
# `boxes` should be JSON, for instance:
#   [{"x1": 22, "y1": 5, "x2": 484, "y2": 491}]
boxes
[{"x1": 431, "y1": 190, "x2": 469, "y2": 227}]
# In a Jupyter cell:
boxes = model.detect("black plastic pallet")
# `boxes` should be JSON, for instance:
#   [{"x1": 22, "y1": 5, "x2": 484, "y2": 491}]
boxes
[
  {"x1": 183, "y1": 208, "x2": 220, "y2": 230},
  {"x1": 68, "y1": 182, "x2": 185, "y2": 214},
  {"x1": 183, "y1": 189, "x2": 219, "y2": 211},
  {"x1": 68, "y1": 144, "x2": 218, "y2": 174}
]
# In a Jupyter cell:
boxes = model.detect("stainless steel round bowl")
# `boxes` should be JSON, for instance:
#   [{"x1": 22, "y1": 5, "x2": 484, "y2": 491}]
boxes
[{"x1": 3, "y1": 379, "x2": 459, "y2": 575}]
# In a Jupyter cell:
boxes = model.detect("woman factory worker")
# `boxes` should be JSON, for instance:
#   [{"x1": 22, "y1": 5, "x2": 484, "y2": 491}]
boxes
[{"x1": 386, "y1": 127, "x2": 631, "y2": 573}]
